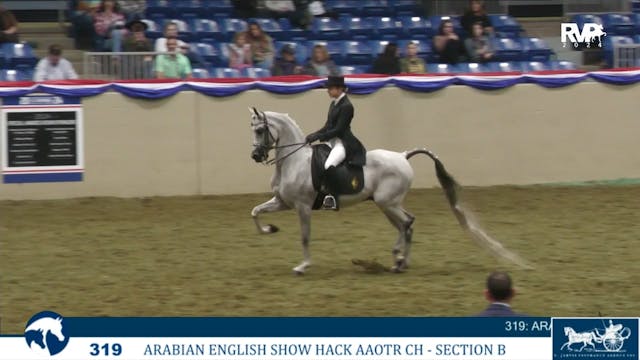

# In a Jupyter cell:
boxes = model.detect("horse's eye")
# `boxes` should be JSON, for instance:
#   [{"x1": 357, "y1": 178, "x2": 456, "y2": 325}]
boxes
[{"x1": 256, "y1": 128, "x2": 264, "y2": 135}]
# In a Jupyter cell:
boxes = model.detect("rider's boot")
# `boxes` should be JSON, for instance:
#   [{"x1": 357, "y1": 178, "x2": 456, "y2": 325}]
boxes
[{"x1": 322, "y1": 166, "x2": 339, "y2": 211}]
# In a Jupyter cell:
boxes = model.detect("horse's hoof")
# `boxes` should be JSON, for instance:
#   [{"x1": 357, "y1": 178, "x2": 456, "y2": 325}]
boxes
[
  {"x1": 267, "y1": 224, "x2": 279, "y2": 233},
  {"x1": 391, "y1": 265, "x2": 405, "y2": 273},
  {"x1": 293, "y1": 269, "x2": 305, "y2": 276}
]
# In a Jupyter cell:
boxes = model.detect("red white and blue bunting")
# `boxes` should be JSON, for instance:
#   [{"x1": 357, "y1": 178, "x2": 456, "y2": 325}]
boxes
[{"x1": 1, "y1": 69, "x2": 639, "y2": 99}]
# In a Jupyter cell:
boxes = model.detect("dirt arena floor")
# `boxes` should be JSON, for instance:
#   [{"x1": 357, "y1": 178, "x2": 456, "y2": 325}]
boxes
[{"x1": 1, "y1": 184, "x2": 639, "y2": 333}]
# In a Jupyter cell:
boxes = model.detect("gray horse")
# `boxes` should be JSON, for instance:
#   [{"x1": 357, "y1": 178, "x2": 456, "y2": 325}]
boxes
[{"x1": 249, "y1": 108, "x2": 530, "y2": 274}]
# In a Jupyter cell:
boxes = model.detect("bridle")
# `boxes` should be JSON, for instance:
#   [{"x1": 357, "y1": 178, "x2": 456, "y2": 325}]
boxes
[{"x1": 252, "y1": 108, "x2": 306, "y2": 166}]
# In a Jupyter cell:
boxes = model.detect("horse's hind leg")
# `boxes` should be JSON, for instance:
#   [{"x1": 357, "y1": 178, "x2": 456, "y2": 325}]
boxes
[
  {"x1": 251, "y1": 196, "x2": 289, "y2": 234},
  {"x1": 381, "y1": 206, "x2": 414, "y2": 272}
]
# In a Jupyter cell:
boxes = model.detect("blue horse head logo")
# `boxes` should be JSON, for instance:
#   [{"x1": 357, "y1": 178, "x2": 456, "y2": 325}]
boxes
[{"x1": 24, "y1": 311, "x2": 69, "y2": 356}]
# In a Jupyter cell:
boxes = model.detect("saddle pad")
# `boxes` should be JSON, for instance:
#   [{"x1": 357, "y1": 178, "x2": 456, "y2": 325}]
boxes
[{"x1": 311, "y1": 144, "x2": 365, "y2": 195}]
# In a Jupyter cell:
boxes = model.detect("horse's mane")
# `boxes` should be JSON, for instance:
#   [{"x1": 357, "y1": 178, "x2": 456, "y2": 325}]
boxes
[{"x1": 264, "y1": 111, "x2": 305, "y2": 139}]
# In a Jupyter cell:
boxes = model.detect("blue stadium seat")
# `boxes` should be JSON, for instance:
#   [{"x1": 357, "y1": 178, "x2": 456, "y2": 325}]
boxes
[
  {"x1": 340, "y1": 65, "x2": 369, "y2": 74},
  {"x1": 191, "y1": 68, "x2": 210, "y2": 78},
  {"x1": 603, "y1": 35, "x2": 635, "y2": 67},
  {"x1": 0, "y1": 69, "x2": 32, "y2": 81},
  {"x1": 223, "y1": 18, "x2": 248, "y2": 38},
  {"x1": 175, "y1": 0, "x2": 205, "y2": 19},
  {"x1": 146, "y1": 0, "x2": 175, "y2": 19},
  {"x1": 192, "y1": 42, "x2": 221, "y2": 66},
  {"x1": 241, "y1": 67, "x2": 272, "y2": 78},
  {"x1": 602, "y1": 13, "x2": 635, "y2": 36},
  {"x1": 213, "y1": 67, "x2": 241, "y2": 78},
  {"x1": 398, "y1": 16, "x2": 433, "y2": 40},
  {"x1": 307, "y1": 40, "x2": 344, "y2": 64},
  {"x1": 635, "y1": 34, "x2": 640, "y2": 43},
  {"x1": 341, "y1": 17, "x2": 375, "y2": 40},
  {"x1": 361, "y1": 0, "x2": 388, "y2": 17},
  {"x1": 325, "y1": 0, "x2": 361, "y2": 17},
  {"x1": 486, "y1": 61, "x2": 523, "y2": 72},
  {"x1": 427, "y1": 63, "x2": 457, "y2": 74},
  {"x1": 521, "y1": 37, "x2": 553, "y2": 62},
  {"x1": 207, "y1": 0, "x2": 234, "y2": 18},
  {"x1": 142, "y1": 19, "x2": 163, "y2": 39},
  {"x1": 278, "y1": 18, "x2": 310, "y2": 41},
  {"x1": 374, "y1": 17, "x2": 403, "y2": 40},
  {"x1": 457, "y1": 62, "x2": 489, "y2": 73},
  {"x1": 520, "y1": 61, "x2": 550, "y2": 72},
  {"x1": 491, "y1": 38, "x2": 525, "y2": 61},
  {"x1": 430, "y1": 16, "x2": 463, "y2": 36},
  {"x1": 3, "y1": 43, "x2": 37, "y2": 68},
  {"x1": 275, "y1": 41, "x2": 309, "y2": 63},
  {"x1": 370, "y1": 40, "x2": 392, "y2": 55},
  {"x1": 342, "y1": 40, "x2": 374, "y2": 65},
  {"x1": 191, "y1": 19, "x2": 224, "y2": 42},
  {"x1": 489, "y1": 14, "x2": 522, "y2": 38},
  {"x1": 392, "y1": 0, "x2": 421, "y2": 17},
  {"x1": 312, "y1": 17, "x2": 345, "y2": 40},
  {"x1": 547, "y1": 60, "x2": 577, "y2": 70}
]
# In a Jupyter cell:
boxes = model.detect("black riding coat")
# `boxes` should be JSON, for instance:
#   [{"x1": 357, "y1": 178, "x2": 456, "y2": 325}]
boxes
[{"x1": 309, "y1": 95, "x2": 366, "y2": 167}]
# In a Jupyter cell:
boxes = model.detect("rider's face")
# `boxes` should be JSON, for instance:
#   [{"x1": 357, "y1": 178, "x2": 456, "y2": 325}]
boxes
[{"x1": 327, "y1": 86, "x2": 342, "y2": 98}]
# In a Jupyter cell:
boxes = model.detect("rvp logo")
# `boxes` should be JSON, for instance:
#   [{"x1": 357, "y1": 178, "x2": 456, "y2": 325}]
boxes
[{"x1": 561, "y1": 23, "x2": 607, "y2": 48}]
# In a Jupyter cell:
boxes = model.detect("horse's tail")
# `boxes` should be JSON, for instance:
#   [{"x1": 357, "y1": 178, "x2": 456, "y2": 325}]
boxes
[{"x1": 405, "y1": 148, "x2": 534, "y2": 270}]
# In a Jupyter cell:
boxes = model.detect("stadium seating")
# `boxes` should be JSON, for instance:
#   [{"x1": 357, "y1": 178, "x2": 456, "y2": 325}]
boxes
[
  {"x1": 489, "y1": 14, "x2": 523, "y2": 38},
  {"x1": 240, "y1": 67, "x2": 272, "y2": 78},
  {"x1": 601, "y1": 13, "x2": 635, "y2": 36},
  {"x1": 192, "y1": 68, "x2": 210, "y2": 79},
  {"x1": 312, "y1": 17, "x2": 345, "y2": 40},
  {"x1": 426, "y1": 63, "x2": 456, "y2": 74},
  {"x1": 521, "y1": 37, "x2": 553, "y2": 62},
  {"x1": 274, "y1": 41, "x2": 309, "y2": 64},
  {"x1": 485, "y1": 61, "x2": 523, "y2": 72},
  {"x1": 341, "y1": 17, "x2": 376, "y2": 40},
  {"x1": 213, "y1": 67, "x2": 241, "y2": 78}
]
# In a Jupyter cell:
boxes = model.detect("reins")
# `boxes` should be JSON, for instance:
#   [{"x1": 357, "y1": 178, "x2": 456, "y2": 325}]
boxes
[{"x1": 265, "y1": 142, "x2": 307, "y2": 165}]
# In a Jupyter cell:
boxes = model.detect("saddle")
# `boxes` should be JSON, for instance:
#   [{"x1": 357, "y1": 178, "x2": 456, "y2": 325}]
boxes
[{"x1": 311, "y1": 144, "x2": 364, "y2": 210}]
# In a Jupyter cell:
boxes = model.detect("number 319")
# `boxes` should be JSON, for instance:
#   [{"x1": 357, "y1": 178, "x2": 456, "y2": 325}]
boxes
[{"x1": 90, "y1": 343, "x2": 122, "y2": 356}]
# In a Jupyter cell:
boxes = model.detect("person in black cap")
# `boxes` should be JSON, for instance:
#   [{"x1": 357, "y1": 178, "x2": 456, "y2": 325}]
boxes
[{"x1": 305, "y1": 76, "x2": 366, "y2": 210}]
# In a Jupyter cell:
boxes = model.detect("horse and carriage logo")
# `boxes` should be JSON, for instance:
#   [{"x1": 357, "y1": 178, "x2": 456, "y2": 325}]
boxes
[
  {"x1": 24, "y1": 311, "x2": 70, "y2": 356},
  {"x1": 553, "y1": 318, "x2": 638, "y2": 359}
]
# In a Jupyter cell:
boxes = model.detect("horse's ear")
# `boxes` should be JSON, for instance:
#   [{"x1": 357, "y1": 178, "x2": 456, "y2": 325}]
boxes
[
  {"x1": 248, "y1": 106, "x2": 256, "y2": 115},
  {"x1": 252, "y1": 107, "x2": 260, "y2": 117}
]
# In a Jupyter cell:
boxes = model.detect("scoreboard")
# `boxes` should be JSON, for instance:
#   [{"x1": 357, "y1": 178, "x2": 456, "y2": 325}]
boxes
[{"x1": 1, "y1": 95, "x2": 83, "y2": 183}]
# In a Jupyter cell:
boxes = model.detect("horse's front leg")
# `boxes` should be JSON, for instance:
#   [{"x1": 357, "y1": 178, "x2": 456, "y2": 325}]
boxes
[
  {"x1": 292, "y1": 204, "x2": 312, "y2": 275},
  {"x1": 251, "y1": 196, "x2": 289, "y2": 234}
]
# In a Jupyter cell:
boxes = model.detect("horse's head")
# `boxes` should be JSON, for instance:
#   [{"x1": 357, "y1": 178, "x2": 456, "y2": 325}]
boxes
[
  {"x1": 249, "y1": 107, "x2": 277, "y2": 163},
  {"x1": 564, "y1": 327, "x2": 572, "y2": 336},
  {"x1": 49, "y1": 317, "x2": 65, "y2": 342}
]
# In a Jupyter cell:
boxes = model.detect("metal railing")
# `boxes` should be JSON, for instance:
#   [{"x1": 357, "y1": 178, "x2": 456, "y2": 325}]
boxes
[
  {"x1": 83, "y1": 52, "x2": 168, "y2": 81},
  {"x1": 613, "y1": 43, "x2": 640, "y2": 68}
]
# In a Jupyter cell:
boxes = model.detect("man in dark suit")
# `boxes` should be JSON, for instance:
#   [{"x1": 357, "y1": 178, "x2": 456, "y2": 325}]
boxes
[
  {"x1": 475, "y1": 271, "x2": 528, "y2": 317},
  {"x1": 305, "y1": 75, "x2": 366, "y2": 210}
]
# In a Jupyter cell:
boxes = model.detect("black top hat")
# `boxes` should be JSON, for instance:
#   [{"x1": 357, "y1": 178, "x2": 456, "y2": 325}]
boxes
[
  {"x1": 326, "y1": 75, "x2": 346, "y2": 88},
  {"x1": 126, "y1": 19, "x2": 148, "y2": 32}
]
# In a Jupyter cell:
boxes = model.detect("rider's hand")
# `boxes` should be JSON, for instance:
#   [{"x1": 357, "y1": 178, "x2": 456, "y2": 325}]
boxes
[{"x1": 305, "y1": 134, "x2": 318, "y2": 144}]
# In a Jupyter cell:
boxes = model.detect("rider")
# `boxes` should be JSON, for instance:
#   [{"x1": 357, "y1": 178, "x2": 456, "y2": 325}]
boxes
[{"x1": 305, "y1": 75, "x2": 366, "y2": 210}]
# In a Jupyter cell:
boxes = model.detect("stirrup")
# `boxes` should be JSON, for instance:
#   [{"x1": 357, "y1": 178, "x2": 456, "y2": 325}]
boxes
[{"x1": 322, "y1": 195, "x2": 338, "y2": 211}]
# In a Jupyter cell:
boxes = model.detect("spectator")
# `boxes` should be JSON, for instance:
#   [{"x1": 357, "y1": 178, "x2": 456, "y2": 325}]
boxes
[
  {"x1": 465, "y1": 22, "x2": 494, "y2": 63},
  {"x1": 245, "y1": 22, "x2": 275, "y2": 70},
  {"x1": 307, "y1": 1, "x2": 339, "y2": 20},
  {"x1": 121, "y1": 20, "x2": 153, "y2": 79},
  {"x1": 228, "y1": 32, "x2": 252, "y2": 70},
  {"x1": 271, "y1": 45, "x2": 302, "y2": 76},
  {"x1": 371, "y1": 43, "x2": 401, "y2": 75},
  {"x1": 154, "y1": 22, "x2": 188, "y2": 54},
  {"x1": 303, "y1": 44, "x2": 339, "y2": 76},
  {"x1": 0, "y1": 6, "x2": 19, "y2": 43},
  {"x1": 400, "y1": 42, "x2": 426, "y2": 74},
  {"x1": 118, "y1": 0, "x2": 146, "y2": 22},
  {"x1": 155, "y1": 38, "x2": 192, "y2": 79},
  {"x1": 70, "y1": 0, "x2": 101, "y2": 49},
  {"x1": 33, "y1": 45, "x2": 79, "y2": 81},
  {"x1": 264, "y1": 0, "x2": 296, "y2": 19},
  {"x1": 122, "y1": 20, "x2": 152, "y2": 51},
  {"x1": 460, "y1": 0, "x2": 492, "y2": 37},
  {"x1": 93, "y1": 0, "x2": 125, "y2": 51},
  {"x1": 433, "y1": 20, "x2": 465, "y2": 64},
  {"x1": 475, "y1": 271, "x2": 528, "y2": 317}
]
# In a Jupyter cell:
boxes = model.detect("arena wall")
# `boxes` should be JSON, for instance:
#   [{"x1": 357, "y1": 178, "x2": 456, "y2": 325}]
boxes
[{"x1": 2, "y1": 82, "x2": 640, "y2": 200}]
